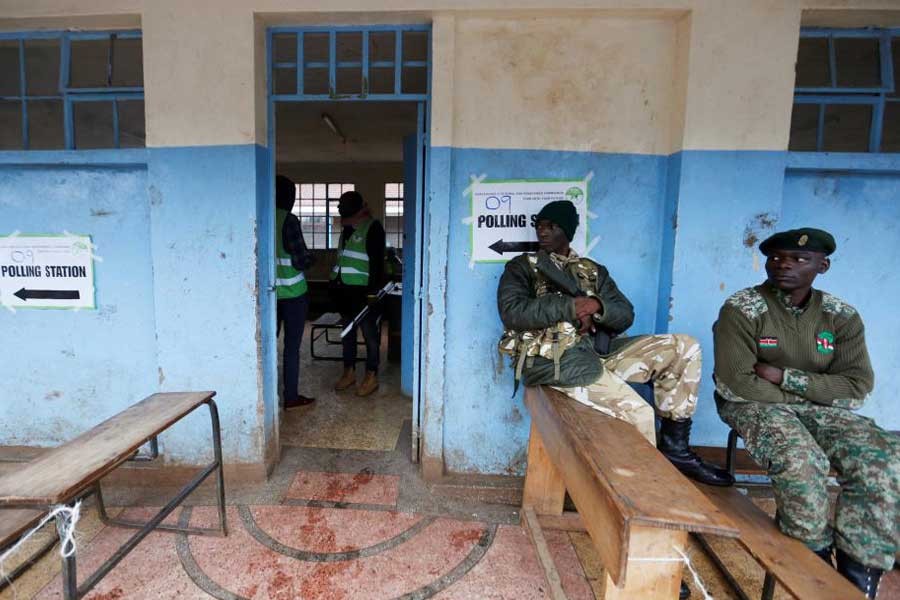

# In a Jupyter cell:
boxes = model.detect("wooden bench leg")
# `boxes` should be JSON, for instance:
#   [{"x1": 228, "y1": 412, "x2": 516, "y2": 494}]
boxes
[
  {"x1": 522, "y1": 421, "x2": 566, "y2": 515},
  {"x1": 600, "y1": 527, "x2": 687, "y2": 600}
]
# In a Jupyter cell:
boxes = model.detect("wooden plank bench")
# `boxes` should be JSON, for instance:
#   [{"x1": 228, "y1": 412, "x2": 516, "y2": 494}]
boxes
[
  {"x1": 691, "y1": 421, "x2": 867, "y2": 600},
  {"x1": 0, "y1": 391, "x2": 226, "y2": 600},
  {"x1": 694, "y1": 484, "x2": 862, "y2": 600},
  {"x1": 521, "y1": 386, "x2": 739, "y2": 599}
]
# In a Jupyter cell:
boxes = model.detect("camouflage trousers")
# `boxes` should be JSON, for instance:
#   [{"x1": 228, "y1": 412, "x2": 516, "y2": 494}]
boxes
[
  {"x1": 553, "y1": 334, "x2": 702, "y2": 446},
  {"x1": 718, "y1": 400, "x2": 900, "y2": 569}
]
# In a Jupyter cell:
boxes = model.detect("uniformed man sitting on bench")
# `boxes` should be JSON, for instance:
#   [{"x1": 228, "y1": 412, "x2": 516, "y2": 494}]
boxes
[{"x1": 713, "y1": 228, "x2": 900, "y2": 599}]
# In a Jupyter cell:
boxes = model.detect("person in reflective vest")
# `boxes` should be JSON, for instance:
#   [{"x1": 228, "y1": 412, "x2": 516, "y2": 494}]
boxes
[
  {"x1": 329, "y1": 190, "x2": 386, "y2": 396},
  {"x1": 275, "y1": 175, "x2": 315, "y2": 409}
]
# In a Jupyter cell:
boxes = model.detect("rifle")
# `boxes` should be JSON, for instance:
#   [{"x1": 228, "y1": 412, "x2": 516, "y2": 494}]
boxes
[
  {"x1": 340, "y1": 281, "x2": 398, "y2": 339},
  {"x1": 533, "y1": 252, "x2": 613, "y2": 355}
]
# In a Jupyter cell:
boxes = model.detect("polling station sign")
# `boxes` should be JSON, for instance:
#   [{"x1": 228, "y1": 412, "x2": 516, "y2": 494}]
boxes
[
  {"x1": 0, "y1": 234, "x2": 96, "y2": 309},
  {"x1": 470, "y1": 179, "x2": 589, "y2": 263}
]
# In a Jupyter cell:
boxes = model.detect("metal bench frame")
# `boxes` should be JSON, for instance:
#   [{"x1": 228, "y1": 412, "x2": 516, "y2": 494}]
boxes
[
  {"x1": 13, "y1": 397, "x2": 227, "y2": 600},
  {"x1": 309, "y1": 312, "x2": 381, "y2": 362}
]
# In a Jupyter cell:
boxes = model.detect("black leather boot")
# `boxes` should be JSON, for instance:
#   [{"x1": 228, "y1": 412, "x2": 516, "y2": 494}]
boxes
[
  {"x1": 836, "y1": 548, "x2": 883, "y2": 599},
  {"x1": 680, "y1": 580, "x2": 691, "y2": 599},
  {"x1": 658, "y1": 418, "x2": 734, "y2": 487}
]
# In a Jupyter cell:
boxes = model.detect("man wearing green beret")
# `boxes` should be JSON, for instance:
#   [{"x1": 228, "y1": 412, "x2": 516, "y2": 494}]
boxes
[
  {"x1": 713, "y1": 228, "x2": 899, "y2": 598},
  {"x1": 497, "y1": 200, "x2": 733, "y2": 484}
]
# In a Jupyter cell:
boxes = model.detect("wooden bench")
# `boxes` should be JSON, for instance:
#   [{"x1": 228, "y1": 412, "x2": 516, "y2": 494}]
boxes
[
  {"x1": 694, "y1": 484, "x2": 862, "y2": 600},
  {"x1": 521, "y1": 386, "x2": 739, "y2": 599},
  {"x1": 0, "y1": 391, "x2": 226, "y2": 600},
  {"x1": 692, "y1": 425, "x2": 866, "y2": 600}
]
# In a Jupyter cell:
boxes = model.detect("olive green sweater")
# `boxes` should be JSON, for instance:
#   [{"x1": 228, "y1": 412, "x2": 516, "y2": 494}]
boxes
[{"x1": 713, "y1": 284, "x2": 874, "y2": 409}]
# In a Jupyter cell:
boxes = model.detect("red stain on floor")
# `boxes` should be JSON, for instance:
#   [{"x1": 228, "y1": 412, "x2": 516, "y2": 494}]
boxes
[
  {"x1": 87, "y1": 587, "x2": 125, "y2": 600},
  {"x1": 449, "y1": 527, "x2": 484, "y2": 550},
  {"x1": 286, "y1": 470, "x2": 400, "y2": 506}
]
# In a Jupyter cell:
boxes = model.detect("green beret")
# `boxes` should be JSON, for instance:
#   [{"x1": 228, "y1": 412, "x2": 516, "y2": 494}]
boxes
[
  {"x1": 759, "y1": 228, "x2": 836, "y2": 256},
  {"x1": 535, "y1": 200, "x2": 579, "y2": 241}
]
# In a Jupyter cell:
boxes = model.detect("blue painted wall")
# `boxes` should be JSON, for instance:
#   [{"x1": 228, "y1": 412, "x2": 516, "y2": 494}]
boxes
[
  {"x1": 0, "y1": 155, "x2": 158, "y2": 445},
  {"x1": 439, "y1": 147, "x2": 668, "y2": 474},
  {"x1": 0, "y1": 145, "x2": 268, "y2": 466}
]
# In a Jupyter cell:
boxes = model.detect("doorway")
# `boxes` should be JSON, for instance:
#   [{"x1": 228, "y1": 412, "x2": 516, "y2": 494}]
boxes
[{"x1": 264, "y1": 26, "x2": 430, "y2": 465}]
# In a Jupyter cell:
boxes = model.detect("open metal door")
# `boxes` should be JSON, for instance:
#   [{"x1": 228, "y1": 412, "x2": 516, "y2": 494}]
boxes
[{"x1": 402, "y1": 102, "x2": 426, "y2": 462}]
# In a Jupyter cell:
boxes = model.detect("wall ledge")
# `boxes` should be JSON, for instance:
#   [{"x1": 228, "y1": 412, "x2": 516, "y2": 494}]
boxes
[
  {"x1": 0, "y1": 149, "x2": 148, "y2": 166},
  {"x1": 786, "y1": 151, "x2": 900, "y2": 174}
]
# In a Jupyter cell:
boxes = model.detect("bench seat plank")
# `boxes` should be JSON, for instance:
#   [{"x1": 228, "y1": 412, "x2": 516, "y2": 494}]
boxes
[
  {"x1": 530, "y1": 387, "x2": 738, "y2": 535},
  {"x1": 0, "y1": 392, "x2": 215, "y2": 507},
  {"x1": 699, "y1": 484, "x2": 862, "y2": 600},
  {"x1": 525, "y1": 387, "x2": 738, "y2": 587},
  {"x1": 0, "y1": 509, "x2": 44, "y2": 547}
]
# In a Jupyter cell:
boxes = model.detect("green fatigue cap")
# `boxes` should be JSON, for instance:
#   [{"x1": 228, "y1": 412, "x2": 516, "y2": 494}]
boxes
[
  {"x1": 535, "y1": 200, "x2": 579, "y2": 241},
  {"x1": 759, "y1": 228, "x2": 836, "y2": 256}
]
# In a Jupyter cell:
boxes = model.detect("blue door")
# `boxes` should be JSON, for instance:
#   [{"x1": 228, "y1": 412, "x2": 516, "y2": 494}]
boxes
[{"x1": 402, "y1": 103, "x2": 426, "y2": 460}]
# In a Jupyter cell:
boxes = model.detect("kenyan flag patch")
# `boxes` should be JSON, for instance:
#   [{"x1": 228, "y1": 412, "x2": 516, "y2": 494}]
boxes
[
  {"x1": 758, "y1": 337, "x2": 778, "y2": 348},
  {"x1": 816, "y1": 331, "x2": 835, "y2": 354}
]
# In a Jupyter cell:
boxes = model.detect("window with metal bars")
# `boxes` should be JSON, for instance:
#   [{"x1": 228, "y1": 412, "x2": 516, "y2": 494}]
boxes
[
  {"x1": 0, "y1": 31, "x2": 145, "y2": 150},
  {"x1": 294, "y1": 182, "x2": 355, "y2": 249},
  {"x1": 789, "y1": 28, "x2": 899, "y2": 153},
  {"x1": 384, "y1": 182, "x2": 404, "y2": 249},
  {"x1": 269, "y1": 26, "x2": 429, "y2": 100}
]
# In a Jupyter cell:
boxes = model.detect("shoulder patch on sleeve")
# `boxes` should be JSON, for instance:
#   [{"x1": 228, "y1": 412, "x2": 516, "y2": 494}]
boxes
[
  {"x1": 725, "y1": 287, "x2": 768, "y2": 319},
  {"x1": 821, "y1": 292, "x2": 858, "y2": 318}
]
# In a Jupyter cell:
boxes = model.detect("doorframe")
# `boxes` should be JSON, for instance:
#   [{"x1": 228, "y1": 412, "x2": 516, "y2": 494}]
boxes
[{"x1": 263, "y1": 23, "x2": 433, "y2": 466}]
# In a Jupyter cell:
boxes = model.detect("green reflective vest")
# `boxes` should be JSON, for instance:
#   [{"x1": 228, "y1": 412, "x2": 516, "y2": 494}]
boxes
[
  {"x1": 331, "y1": 218, "x2": 373, "y2": 286},
  {"x1": 275, "y1": 208, "x2": 308, "y2": 299}
]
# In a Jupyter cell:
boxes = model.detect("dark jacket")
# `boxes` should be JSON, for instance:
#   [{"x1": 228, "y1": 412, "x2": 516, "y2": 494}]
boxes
[
  {"x1": 281, "y1": 212, "x2": 313, "y2": 271},
  {"x1": 497, "y1": 251, "x2": 635, "y2": 387}
]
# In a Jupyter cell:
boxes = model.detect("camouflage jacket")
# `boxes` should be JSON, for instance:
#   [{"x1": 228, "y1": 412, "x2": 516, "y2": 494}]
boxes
[{"x1": 496, "y1": 251, "x2": 634, "y2": 387}]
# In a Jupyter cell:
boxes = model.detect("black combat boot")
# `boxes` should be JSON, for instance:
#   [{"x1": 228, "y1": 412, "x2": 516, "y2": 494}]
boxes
[
  {"x1": 680, "y1": 580, "x2": 690, "y2": 599},
  {"x1": 836, "y1": 548, "x2": 883, "y2": 599},
  {"x1": 658, "y1": 418, "x2": 734, "y2": 487}
]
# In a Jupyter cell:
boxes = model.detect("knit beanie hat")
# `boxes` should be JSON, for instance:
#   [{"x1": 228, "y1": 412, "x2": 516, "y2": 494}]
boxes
[{"x1": 535, "y1": 200, "x2": 579, "y2": 241}]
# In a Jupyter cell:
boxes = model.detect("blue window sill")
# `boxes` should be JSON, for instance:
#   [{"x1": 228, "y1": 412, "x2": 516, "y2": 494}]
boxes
[
  {"x1": 786, "y1": 152, "x2": 900, "y2": 174},
  {"x1": 0, "y1": 149, "x2": 147, "y2": 166}
]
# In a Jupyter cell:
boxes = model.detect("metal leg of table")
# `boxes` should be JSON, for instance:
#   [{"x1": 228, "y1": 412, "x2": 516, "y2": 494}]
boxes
[
  {"x1": 55, "y1": 509, "x2": 78, "y2": 600},
  {"x1": 208, "y1": 398, "x2": 228, "y2": 537}
]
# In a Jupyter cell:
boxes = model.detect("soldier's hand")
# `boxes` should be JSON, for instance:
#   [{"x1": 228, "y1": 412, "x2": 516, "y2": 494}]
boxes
[
  {"x1": 573, "y1": 297, "x2": 602, "y2": 319},
  {"x1": 754, "y1": 363, "x2": 784, "y2": 385},
  {"x1": 577, "y1": 314, "x2": 594, "y2": 335}
]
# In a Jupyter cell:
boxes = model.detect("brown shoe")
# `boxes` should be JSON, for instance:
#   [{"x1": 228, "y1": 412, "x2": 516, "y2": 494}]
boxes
[
  {"x1": 334, "y1": 367, "x2": 356, "y2": 391},
  {"x1": 355, "y1": 371, "x2": 379, "y2": 397}
]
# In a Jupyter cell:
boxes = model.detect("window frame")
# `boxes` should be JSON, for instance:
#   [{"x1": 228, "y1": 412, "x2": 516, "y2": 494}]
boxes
[
  {"x1": 792, "y1": 27, "x2": 899, "y2": 153},
  {"x1": 383, "y1": 182, "x2": 404, "y2": 249},
  {"x1": 294, "y1": 182, "x2": 355, "y2": 250},
  {"x1": 0, "y1": 30, "x2": 144, "y2": 150}
]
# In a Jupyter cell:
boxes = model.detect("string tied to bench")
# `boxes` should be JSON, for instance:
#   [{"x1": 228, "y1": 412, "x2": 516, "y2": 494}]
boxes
[
  {"x1": 631, "y1": 544, "x2": 714, "y2": 600},
  {"x1": 0, "y1": 501, "x2": 82, "y2": 589}
]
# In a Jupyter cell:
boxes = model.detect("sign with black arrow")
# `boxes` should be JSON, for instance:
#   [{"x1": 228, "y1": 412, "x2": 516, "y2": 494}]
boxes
[
  {"x1": 14, "y1": 288, "x2": 81, "y2": 301},
  {"x1": 470, "y1": 179, "x2": 589, "y2": 263},
  {"x1": 488, "y1": 239, "x2": 541, "y2": 255},
  {"x1": 0, "y1": 234, "x2": 96, "y2": 310}
]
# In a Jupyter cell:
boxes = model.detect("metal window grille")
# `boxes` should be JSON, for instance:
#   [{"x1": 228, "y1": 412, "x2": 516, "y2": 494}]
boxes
[
  {"x1": 384, "y1": 182, "x2": 404, "y2": 249},
  {"x1": 0, "y1": 30, "x2": 144, "y2": 150},
  {"x1": 269, "y1": 26, "x2": 430, "y2": 101},
  {"x1": 295, "y1": 182, "x2": 355, "y2": 249},
  {"x1": 791, "y1": 28, "x2": 899, "y2": 153}
]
